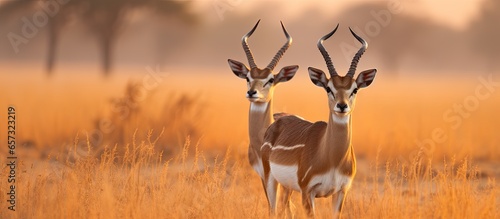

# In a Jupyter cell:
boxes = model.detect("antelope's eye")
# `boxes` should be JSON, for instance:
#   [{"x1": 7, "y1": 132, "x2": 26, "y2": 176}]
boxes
[
  {"x1": 264, "y1": 78, "x2": 274, "y2": 86},
  {"x1": 326, "y1": 87, "x2": 335, "y2": 98},
  {"x1": 350, "y1": 88, "x2": 358, "y2": 97},
  {"x1": 246, "y1": 77, "x2": 250, "y2": 83}
]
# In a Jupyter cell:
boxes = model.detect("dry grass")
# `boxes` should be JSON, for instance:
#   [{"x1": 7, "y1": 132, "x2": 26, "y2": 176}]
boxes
[
  {"x1": 0, "y1": 69, "x2": 499, "y2": 218},
  {"x1": 0, "y1": 135, "x2": 497, "y2": 218}
]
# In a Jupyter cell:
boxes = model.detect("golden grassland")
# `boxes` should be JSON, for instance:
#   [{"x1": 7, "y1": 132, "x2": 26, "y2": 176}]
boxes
[
  {"x1": 0, "y1": 67, "x2": 499, "y2": 218},
  {"x1": 0, "y1": 136, "x2": 498, "y2": 218}
]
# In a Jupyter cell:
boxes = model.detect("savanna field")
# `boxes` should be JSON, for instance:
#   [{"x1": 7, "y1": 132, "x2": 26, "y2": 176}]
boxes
[{"x1": 0, "y1": 66, "x2": 499, "y2": 218}]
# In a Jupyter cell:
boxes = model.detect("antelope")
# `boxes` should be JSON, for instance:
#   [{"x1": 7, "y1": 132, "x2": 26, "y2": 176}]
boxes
[
  {"x1": 260, "y1": 24, "x2": 377, "y2": 217},
  {"x1": 227, "y1": 19, "x2": 299, "y2": 201}
]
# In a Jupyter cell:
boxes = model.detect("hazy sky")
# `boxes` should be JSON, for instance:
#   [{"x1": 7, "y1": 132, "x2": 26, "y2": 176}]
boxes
[
  {"x1": 0, "y1": 0, "x2": 491, "y2": 73},
  {"x1": 200, "y1": 0, "x2": 485, "y2": 29}
]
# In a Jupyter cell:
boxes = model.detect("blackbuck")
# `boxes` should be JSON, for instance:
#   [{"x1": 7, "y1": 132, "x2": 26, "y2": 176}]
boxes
[
  {"x1": 261, "y1": 24, "x2": 377, "y2": 217},
  {"x1": 227, "y1": 20, "x2": 299, "y2": 183}
]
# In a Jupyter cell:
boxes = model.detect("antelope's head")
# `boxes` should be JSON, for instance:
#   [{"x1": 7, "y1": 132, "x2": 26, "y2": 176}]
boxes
[
  {"x1": 308, "y1": 25, "x2": 377, "y2": 116},
  {"x1": 228, "y1": 20, "x2": 299, "y2": 103}
]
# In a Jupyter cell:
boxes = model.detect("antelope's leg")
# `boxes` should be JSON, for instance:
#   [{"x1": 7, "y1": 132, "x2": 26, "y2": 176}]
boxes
[
  {"x1": 332, "y1": 190, "x2": 346, "y2": 218},
  {"x1": 279, "y1": 186, "x2": 293, "y2": 218},
  {"x1": 301, "y1": 190, "x2": 315, "y2": 217},
  {"x1": 261, "y1": 144, "x2": 278, "y2": 215},
  {"x1": 265, "y1": 176, "x2": 278, "y2": 215}
]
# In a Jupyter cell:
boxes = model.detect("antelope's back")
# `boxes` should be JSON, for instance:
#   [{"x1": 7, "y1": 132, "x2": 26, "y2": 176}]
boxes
[{"x1": 264, "y1": 115, "x2": 326, "y2": 146}]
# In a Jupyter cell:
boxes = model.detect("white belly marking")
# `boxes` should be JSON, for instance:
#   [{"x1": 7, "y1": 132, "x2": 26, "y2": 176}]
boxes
[
  {"x1": 308, "y1": 168, "x2": 352, "y2": 197},
  {"x1": 269, "y1": 162, "x2": 301, "y2": 191}
]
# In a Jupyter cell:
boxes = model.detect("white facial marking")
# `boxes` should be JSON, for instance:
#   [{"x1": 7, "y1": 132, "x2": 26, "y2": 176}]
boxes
[
  {"x1": 327, "y1": 81, "x2": 337, "y2": 98},
  {"x1": 301, "y1": 166, "x2": 313, "y2": 182},
  {"x1": 332, "y1": 114, "x2": 350, "y2": 124},
  {"x1": 246, "y1": 92, "x2": 264, "y2": 99},
  {"x1": 334, "y1": 105, "x2": 351, "y2": 113},
  {"x1": 252, "y1": 156, "x2": 265, "y2": 179},
  {"x1": 246, "y1": 74, "x2": 274, "y2": 101},
  {"x1": 327, "y1": 81, "x2": 336, "y2": 91},
  {"x1": 250, "y1": 102, "x2": 268, "y2": 113},
  {"x1": 328, "y1": 80, "x2": 358, "y2": 96},
  {"x1": 347, "y1": 83, "x2": 358, "y2": 93},
  {"x1": 270, "y1": 163, "x2": 301, "y2": 191},
  {"x1": 271, "y1": 144, "x2": 305, "y2": 151},
  {"x1": 264, "y1": 74, "x2": 274, "y2": 85},
  {"x1": 307, "y1": 168, "x2": 352, "y2": 197},
  {"x1": 252, "y1": 74, "x2": 274, "y2": 86},
  {"x1": 332, "y1": 83, "x2": 358, "y2": 113},
  {"x1": 255, "y1": 75, "x2": 275, "y2": 98}
]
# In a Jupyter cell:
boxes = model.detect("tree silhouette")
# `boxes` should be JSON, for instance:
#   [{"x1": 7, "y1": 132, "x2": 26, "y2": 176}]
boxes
[
  {"x1": 0, "y1": 1, "x2": 82, "y2": 74},
  {"x1": 468, "y1": 0, "x2": 500, "y2": 71},
  {"x1": 46, "y1": 1, "x2": 80, "y2": 73},
  {"x1": 0, "y1": 0, "x2": 196, "y2": 75},
  {"x1": 81, "y1": 0, "x2": 195, "y2": 75}
]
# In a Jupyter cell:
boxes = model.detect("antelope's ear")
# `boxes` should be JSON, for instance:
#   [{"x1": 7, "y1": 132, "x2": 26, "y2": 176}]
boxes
[
  {"x1": 308, "y1": 67, "x2": 328, "y2": 88},
  {"x1": 275, "y1": 65, "x2": 299, "y2": 84},
  {"x1": 356, "y1": 69, "x2": 377, "y2": 88},
  {"x1": 228, "y1": 59, "x2": 249, "y2": 79}
]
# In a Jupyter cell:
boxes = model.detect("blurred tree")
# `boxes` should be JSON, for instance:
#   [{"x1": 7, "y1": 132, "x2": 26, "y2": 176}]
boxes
[
  {"x1": 0, "y1": 1, "x2": 82, "y2": 74},
  {"x1": 468, "y1": 0, "x2": 500, "y2": 71},
  {"x1": 46, "y1": 1, "x2": 81, "y2": 74},
  {"x1": 81, "y1": 0, "x2": 196, "y2": 75},
  {"x1": 0, "y1": 0, "x2": 197, "y2": 75},
  {"x1": 337, "y1": 3, "x2": 456, "y2": 74}
]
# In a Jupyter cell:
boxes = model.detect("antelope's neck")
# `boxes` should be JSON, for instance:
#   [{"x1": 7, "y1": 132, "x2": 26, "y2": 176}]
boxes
[
  {"x1": 248, "y1": 101, "x2": 273, "y2": 147},
  {"x1": 320, "y1": 114, "x2": 355, "y2": 169}
]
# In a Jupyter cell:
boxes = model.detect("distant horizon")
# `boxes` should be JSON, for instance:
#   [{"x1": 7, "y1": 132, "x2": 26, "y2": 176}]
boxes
[{"x1": 197, "y1": 0, "x2": 485, "y2": 29}]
